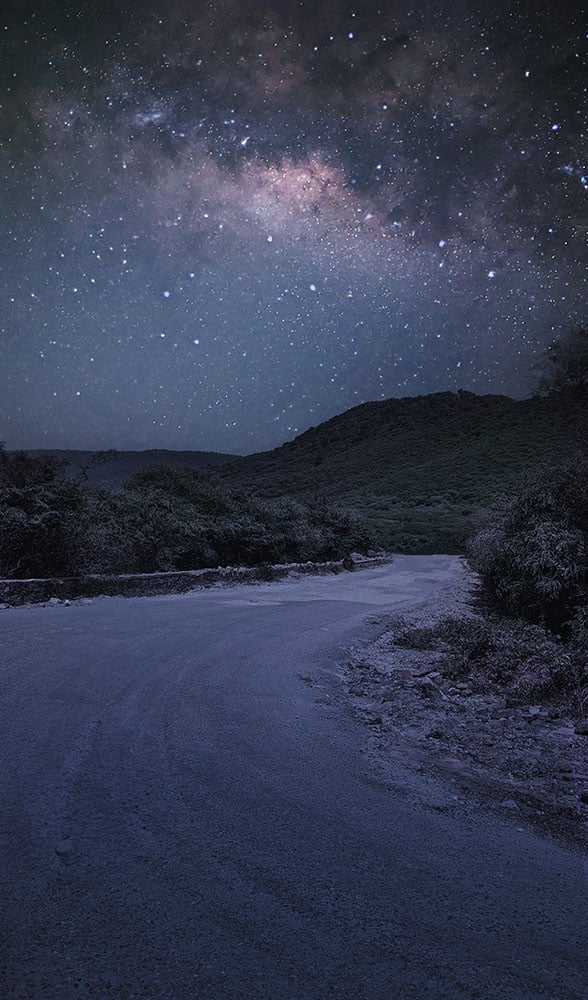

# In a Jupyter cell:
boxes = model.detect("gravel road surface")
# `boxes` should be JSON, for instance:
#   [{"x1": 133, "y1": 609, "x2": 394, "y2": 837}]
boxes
[{"x1": 0, "y1": 556, "x2": 585, "y2": 999}]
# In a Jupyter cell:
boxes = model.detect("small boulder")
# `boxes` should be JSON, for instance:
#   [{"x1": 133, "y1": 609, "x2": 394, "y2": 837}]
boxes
[
  {"x1": 411, "y1": 665, "x2": 436, "y2": 678},
  {"x1": 416, "y1": 678, "x2": 444, "y2": 701},
  {"x1": 55, "y1": 838, "x2": 73, "y2": 860}
]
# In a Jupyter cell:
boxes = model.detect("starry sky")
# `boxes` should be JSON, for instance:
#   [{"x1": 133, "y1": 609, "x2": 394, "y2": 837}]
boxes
[{"x1": 1, "y1": 1, "x2": 586, "y2": 454}]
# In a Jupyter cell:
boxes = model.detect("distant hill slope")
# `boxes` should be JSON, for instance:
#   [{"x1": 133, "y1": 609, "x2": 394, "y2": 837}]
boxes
[
  {"x1": 21, "y1": 389, "x2": 586, "y2": 553},
  {"x1": 25, "y1": 449, "x2": 237, "y2": 487},
  {"x1": 214, "y1": 391, "x2": 587, "y2": 552}
]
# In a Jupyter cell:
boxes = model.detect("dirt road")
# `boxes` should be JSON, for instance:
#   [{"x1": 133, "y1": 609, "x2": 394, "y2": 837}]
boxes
[{"x1": 0, "y1": 557, "x2": 585, "y2": 998}]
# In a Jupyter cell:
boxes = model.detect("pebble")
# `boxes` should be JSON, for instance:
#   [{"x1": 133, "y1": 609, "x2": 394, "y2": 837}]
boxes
[
  {"x1": 55, "y1": 839, "x2": 73, "y2": 858},
  {"x1": 412, "y1": 666, "x2": 436, "y2": 678}
]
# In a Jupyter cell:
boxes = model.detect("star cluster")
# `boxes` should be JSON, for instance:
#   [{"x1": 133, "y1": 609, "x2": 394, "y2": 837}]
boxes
[{"x1": 0, "y1": 0, "x2": 585, "y2": 452}]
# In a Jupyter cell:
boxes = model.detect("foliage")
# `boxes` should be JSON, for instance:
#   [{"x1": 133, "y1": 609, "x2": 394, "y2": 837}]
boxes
[
  {"x1": 0, "y1": 445, "x2": 85, "y2": 577},
  {"x1": 16, "y1": 385, "x2": 588, "y2": 555},
  {"x1": 467, "y1": 458, "x2": 588, "y2": 632},
  {"x1": 4, "y1": 378, "x2": 587, "y2": 576},
  {"x1": 535, "y1": 326, "x2": 588, "y2": 397},
  {"x1": 216, "y1": 388, "x2": 588, "y2": 552},
  {"x1": 0, "y1": 452, "x2": 373, "y2": 579},
  {"x1": 440, "y1": 617, "x2": 572, "y2": 702},
  {"x1": 397, "y1": 615, "x2": 575, "y2": 704},
  {"x1": 393, "y1": 449, "x2": 588, "y2": 708}
]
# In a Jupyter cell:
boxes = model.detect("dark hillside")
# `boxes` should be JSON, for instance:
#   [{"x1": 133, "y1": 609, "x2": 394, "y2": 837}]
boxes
[
  {"x1": 16, "y1": 390, "x2": 585, "y2": 557},
  {"x1": 215, "y1": 391, "x2": 587, "y2": 552}
]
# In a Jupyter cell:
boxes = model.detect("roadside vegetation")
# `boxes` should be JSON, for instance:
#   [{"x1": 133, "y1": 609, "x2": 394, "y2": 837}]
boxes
[
  {"x1": 459, "y1": 455, "x2": 588, "y2": 712},
  {"x1": 468, "y1": 458, "x2": 587, "y2": 633},
  {"x1": 400, "y1": 330, "x2": 588, "y2": 711},
  {"x1": 394, "y1": 613, "x2": 587, "y2": 714},
  {"x1": 0, "y1": 449, "x2": 372, "y2": 579}
]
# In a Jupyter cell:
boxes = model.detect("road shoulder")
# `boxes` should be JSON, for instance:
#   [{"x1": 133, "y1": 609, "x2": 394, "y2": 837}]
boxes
[{"x1": 343, "y1": 573, "x2": 588, "y2": 849}]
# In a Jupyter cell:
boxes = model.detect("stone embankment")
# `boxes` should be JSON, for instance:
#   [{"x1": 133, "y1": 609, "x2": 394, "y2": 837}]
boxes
[{"x1": 0, "y1": 553, "x2": 389, "y2": 606}]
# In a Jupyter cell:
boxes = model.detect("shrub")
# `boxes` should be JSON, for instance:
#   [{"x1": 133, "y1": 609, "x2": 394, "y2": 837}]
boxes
[
  {"x1": 396, "y1": 615, "x2": 573, "y2": 703},
  {"x1": 467, "y1": 457, "x2": 588, "y2": 632},
  {"x1": 0, "y1": 446, "x2": 85, "y2": 577},
  {"x1": 441, "y1": 617, "x2": 571, "y2": 702}
]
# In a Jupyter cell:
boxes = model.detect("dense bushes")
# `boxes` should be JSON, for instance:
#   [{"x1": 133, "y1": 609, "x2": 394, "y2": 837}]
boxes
[
  {"x1": 0, "y1": 448, "x2": 373, "y2": 578},
  {"x1": 0, "y1": 447, "x2": 86, "y2": 577},
  {"x1": 467, "y1": 457, "x2": 588, "y2": 633}
]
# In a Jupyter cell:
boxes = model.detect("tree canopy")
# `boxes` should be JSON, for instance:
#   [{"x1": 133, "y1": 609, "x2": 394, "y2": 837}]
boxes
[{"x1": 535, "y1": 326, "x2": 588, "y2": 397}]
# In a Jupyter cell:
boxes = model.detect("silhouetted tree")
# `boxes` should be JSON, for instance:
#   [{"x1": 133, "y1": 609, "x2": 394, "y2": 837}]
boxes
[
  {"x1": 535, "y1": 326, "x2": 588, "y2": 397},
  {"x1": 78, "y1": 449, "x2": 119, "y2": 482}
]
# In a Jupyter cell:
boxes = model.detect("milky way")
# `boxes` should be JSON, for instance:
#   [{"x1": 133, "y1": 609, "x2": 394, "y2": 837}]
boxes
[{"x1": 1, "y1": 0, "x2": 585, "y2": 452}]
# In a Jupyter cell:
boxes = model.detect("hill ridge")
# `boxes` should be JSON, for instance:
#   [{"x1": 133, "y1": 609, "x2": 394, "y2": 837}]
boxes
[
  {"x1": 215, "y1": 389, "x2": 587, "y2": 551},
  {"x1": 18, "y1": 388, "x2": 586, "y2": 551}
]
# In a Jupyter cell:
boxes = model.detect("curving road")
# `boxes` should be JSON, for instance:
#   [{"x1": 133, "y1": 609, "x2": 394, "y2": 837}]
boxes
[{"x1": 0, "y1": 556, "x2": 585, "y2": 999}]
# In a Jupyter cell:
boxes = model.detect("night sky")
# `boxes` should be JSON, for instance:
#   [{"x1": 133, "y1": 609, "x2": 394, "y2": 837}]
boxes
[{"x1": 1, "y1": 1, "x2": 586, "y2": 454}]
